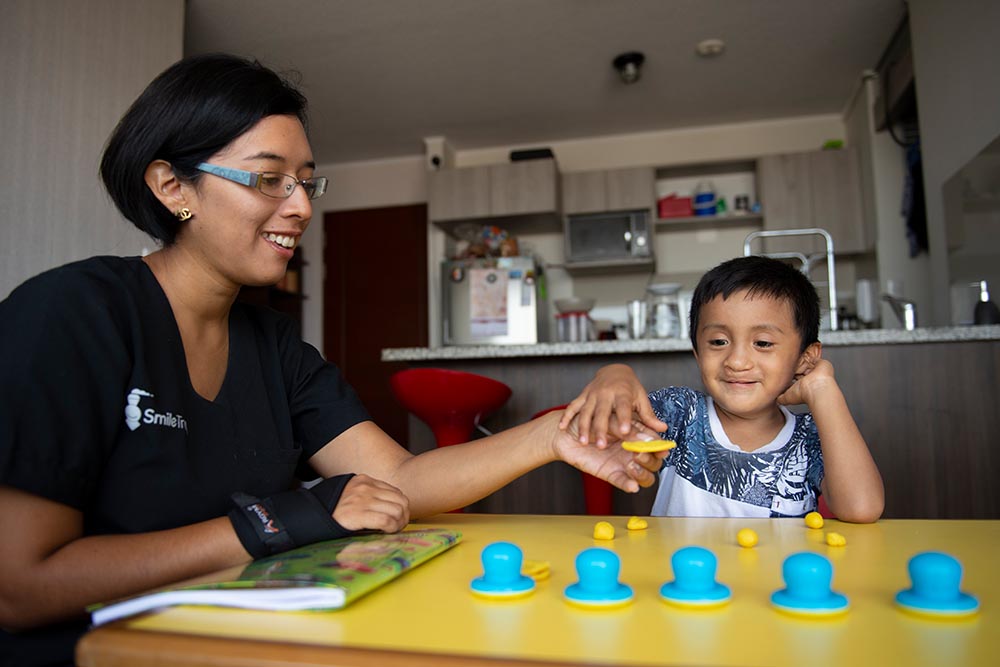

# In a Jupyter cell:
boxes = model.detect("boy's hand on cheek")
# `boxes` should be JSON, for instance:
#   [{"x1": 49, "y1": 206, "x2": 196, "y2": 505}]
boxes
[{"x1": 778, "y1": 358, "x2": 838, "y2": 407}]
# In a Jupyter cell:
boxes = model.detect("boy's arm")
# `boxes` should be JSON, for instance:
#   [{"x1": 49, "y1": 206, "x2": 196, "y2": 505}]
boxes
[
  {"x1": 558, "y1": 363, "x2": 667, "y2": 447},
  {"x1": 779, "y1": 359, "x2": 884, "y2": 523}
]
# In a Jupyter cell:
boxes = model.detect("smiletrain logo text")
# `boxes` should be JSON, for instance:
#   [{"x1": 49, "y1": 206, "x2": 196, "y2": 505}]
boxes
[{"x1": 124, "y1": 387, "x2": 188, "y2": 433}]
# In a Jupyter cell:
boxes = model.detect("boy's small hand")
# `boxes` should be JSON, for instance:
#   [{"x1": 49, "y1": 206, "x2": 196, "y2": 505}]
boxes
[
  {"x1": 558, "y1": 364, "x2": 667, "y2": 447},
  {"x1": 778, "y1": 358, "x2": 838, "y2": 407}
]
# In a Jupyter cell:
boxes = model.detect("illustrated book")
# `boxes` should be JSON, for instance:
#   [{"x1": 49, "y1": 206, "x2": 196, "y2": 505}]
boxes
[{"x1": 90, "y1": 527, "x2": 461, "y2": 626}]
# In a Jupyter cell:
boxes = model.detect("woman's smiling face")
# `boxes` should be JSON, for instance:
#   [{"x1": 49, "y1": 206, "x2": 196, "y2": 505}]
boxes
[
  {"x1": 176, "y1": 114, "x2": 315, "y2": 290},
  {"x1": 693, "y1": 289, "x2": 811, "y2": 421}
]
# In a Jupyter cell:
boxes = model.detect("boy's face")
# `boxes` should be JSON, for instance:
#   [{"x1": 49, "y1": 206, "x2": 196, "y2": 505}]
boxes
[{"x1": 693, "y1": 290, "x2": 815, "y2": 421}]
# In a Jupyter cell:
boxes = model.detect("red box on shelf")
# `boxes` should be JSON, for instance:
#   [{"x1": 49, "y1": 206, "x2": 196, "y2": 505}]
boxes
[{"x1": 658, "y1": 195, "x2": 693, "y2": 218}]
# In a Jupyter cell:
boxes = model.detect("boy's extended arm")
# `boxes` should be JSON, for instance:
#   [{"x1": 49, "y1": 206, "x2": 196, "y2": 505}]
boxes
[
  {"x1": 779, "y1": 359, "x2": 884, "y2": 523},
  {"x1": 558, "y1": 363, "x2": 667, "y2": 447}
]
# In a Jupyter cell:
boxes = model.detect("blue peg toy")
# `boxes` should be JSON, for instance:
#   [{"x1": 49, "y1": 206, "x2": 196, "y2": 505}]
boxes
[
  {"x1": 771, "y1": 552, "x2": 849, "y2": 617},
  {"x1": 659, "y1": 545, "x2": 731, "y2": 608},
  {"x1": 895, "y1": 551, "x2": 979, "y2": 618},
  {"x1": 470, "y1": 542, "x2": 535, "y2": 599},
  {"x1": 564, "y1": 547, "x2": 634, "y2": 609}
]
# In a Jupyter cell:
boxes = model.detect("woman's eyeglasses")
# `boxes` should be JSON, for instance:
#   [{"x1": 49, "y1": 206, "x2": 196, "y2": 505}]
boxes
[{"x1": 196, "y1": 163, "x2": 328, "y2": 200}]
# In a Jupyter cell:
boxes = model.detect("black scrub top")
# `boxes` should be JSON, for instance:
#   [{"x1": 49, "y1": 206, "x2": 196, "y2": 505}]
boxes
[{"x1": 0, "y1": 255, "x2": 370, "y2": 665}]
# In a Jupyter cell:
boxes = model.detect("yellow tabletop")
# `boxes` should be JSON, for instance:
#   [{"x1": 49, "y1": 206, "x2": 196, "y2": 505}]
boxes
[{"x1": 78, "y1": 514, "x2": 999, "y2": 667}]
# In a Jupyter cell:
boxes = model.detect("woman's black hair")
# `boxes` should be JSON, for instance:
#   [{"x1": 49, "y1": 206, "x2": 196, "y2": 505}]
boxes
[
  {"x1": 688, "y1": 255, "x2": 820, "y2": 353},
  {"x1": 100, "y1": 53, "x2": 308, "y2": 245}
]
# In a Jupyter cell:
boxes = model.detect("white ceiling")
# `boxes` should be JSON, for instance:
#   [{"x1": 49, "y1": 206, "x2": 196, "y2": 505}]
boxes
[{"x1": 184, "y1": 0, "x2": 906, "y2": 165}]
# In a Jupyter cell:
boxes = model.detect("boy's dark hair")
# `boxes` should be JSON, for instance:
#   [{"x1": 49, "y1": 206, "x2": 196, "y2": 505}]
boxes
[
  {"x1": 100, "y1": 53, "x2": 308, "y2": 245},
  {"x1": 689, "y1": 255, "x2": 820, "y2": 352}
]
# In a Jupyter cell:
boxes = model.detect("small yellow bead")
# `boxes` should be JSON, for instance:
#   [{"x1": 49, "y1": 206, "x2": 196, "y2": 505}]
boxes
[
  {"x1": 804, "y1": 512, "x2": 825, "y2": 529},
  {"x1": 593, "y1": 521, "x2": 615, "y2": 540},
  {"x1": 626, "y1": 516, "x2": 648, "y2": 531},
  {"x1": 825, "y1": 532, "x2": 847, "y2": 547},
  {"x1": 736, "y1": 528, "x2": 759, "y2": 548}
]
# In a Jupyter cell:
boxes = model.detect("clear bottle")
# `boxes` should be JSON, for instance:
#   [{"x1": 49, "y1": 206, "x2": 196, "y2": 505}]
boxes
[{"x1": 973, "y1": 280, "x2": 1000, "y2": 325}]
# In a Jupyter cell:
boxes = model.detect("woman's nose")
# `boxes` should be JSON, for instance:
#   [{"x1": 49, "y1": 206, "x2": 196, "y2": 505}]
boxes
[{"x1": 280, "y1": 183, "x2": 313, "y2": 220}]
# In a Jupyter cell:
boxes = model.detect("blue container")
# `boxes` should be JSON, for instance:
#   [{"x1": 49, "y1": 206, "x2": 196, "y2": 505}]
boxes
[{"x1": 693, "y1": 182, "x2": 716, "y2": 216}]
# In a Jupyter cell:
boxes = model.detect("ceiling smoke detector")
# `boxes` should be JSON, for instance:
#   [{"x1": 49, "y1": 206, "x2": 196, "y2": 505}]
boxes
[
  {"x1": 612, "y1": 51, "x2": 645, "y2": 84},
  {"x1": 695, "y1": 38, "x2": 726, "y2": 58}
]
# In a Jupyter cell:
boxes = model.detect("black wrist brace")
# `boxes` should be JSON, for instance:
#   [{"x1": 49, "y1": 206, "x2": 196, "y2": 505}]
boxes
[{"x1": 228, "y1": 473, "x2": 356, "y2": 560}]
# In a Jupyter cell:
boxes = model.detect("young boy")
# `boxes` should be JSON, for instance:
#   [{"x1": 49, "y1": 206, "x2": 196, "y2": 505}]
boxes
[{"x1": 560, "y1": 256, "x2": 884, "y2": 522}]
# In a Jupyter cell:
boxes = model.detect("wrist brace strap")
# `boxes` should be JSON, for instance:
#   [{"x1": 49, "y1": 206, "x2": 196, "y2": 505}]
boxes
[{"x1": 228, "y1": 473, "x2": 356, "y2": 559}]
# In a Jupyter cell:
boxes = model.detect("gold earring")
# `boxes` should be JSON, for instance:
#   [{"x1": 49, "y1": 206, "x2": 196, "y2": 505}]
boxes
[{"x1": 175, "y1": 208, "x2": 192, "y2": 221}]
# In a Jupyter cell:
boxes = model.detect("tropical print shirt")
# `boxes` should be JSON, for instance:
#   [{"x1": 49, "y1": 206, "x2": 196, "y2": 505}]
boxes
[{"x1": 647, "y1": 386, "x2": 823, "y2": 517}]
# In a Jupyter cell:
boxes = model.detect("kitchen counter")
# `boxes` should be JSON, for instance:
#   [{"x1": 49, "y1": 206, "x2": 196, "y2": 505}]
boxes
[{"x1": 382, "y1": 324, "x2": 1000, "y2": 361}]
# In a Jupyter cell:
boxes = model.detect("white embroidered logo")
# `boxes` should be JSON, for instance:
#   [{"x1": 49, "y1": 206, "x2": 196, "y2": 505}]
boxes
[{"x1": 124, "y1": 387, "x2": 188, "y2": 433}]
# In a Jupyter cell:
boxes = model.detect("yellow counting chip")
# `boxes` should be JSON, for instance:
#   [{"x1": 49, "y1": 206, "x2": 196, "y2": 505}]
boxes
[
  {"x1": 825, "y1": 532, "x2": 847, "y2": 547},
  {"x1": 522, "y1": 560, "x2": 551, "y2": 581},
  {"x1": 593, "y1": 521, "x2": 615, "y2": 540},
  {"x1": 621, "y1": 439, "x2": 676, "y2": 453},
  {"x1": 626, "y1": 516, "x2": 648, "y2": 531}
]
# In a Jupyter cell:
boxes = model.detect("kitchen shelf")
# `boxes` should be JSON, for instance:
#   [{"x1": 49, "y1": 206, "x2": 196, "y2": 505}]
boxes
[
  {"x1": 655, "y1": 213, "x2": 764, "y2": 228},
  {"x1": 561, "y1": 257, "x2": 656, "y2": 275}
]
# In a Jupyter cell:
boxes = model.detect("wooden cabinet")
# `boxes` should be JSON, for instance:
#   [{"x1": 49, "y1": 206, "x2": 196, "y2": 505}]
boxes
[
  {"x1": 561, "y1": 166, "x2": 655, "y2": 214},
  {"x1": 758, "y1": 148, "x2": 870, "y2": 254},
  {"x1": 428, "y1": 165, "x2": 490, "y2": 222},
  {"x1": 428, "y1": 159, "x2": 559, "y2": 223}
]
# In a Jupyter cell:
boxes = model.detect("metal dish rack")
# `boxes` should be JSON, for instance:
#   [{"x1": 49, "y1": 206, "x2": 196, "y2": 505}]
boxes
[{"x1": 743, "y1": 228, "x2": 838, "y2": 331}]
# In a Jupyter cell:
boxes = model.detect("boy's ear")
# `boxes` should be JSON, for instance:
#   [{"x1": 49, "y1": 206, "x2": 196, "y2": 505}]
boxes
[
  {"x1": 144, "y1": 160, "x2": 189, "y2": 213},
  {"x1": 795, "y1": 341, "x2": 823, "y2": 375}
]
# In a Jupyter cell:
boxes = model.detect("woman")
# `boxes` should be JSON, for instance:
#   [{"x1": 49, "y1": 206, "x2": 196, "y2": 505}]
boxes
[{"x1": 0, "y1": 54, "x2": 661, "y2": 665}]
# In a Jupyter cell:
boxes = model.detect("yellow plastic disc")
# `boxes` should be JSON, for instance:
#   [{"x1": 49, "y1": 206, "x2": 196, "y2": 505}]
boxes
[
  {"x1": 626, "y1": 516, "x2": 648, "y2": 531},
  {"x1": 825, "y1": 532, "x2": 847, "y2": 547},
  {"x1": 621, "y1": 439, "x2": 676, "y2": 453},
  {"x1": 593, "y1": 521, "x2": 615, "y2": 540},
  {"x1": 521, "y1": 559, "x2": 551, "y2": 581}
]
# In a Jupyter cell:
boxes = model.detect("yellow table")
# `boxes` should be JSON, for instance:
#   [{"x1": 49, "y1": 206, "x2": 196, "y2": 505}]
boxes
[{"x1": 77, "y1": 514, "x2": 999, "y2": 667}]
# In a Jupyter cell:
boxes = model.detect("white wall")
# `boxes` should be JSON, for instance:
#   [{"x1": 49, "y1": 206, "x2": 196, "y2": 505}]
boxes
[
  {"x1": 0, "y1": 0, "x2": 185, "y2": 300},
  {"x1": 844, "y1": 77, "x2": 930, "y2": 328},
  {"x1": 908, "y1": 0, "x2": 1000, "y2": 325}
]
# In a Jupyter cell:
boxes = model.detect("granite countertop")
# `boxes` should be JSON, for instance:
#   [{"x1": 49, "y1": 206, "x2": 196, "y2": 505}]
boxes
[{"x1": 381, "y1": 325, "x2": 1000, "y2": 362}]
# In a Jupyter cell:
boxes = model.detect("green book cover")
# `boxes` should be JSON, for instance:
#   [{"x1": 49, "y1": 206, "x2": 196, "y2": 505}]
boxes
[{"x1": 90, "y1": 528, "x2": 461, "y2": 626}]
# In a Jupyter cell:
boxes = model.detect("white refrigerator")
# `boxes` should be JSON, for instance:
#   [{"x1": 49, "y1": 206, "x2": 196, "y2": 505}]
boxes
[{"x1": 441, "y1": 257, "x2": 545, "y2": 345}]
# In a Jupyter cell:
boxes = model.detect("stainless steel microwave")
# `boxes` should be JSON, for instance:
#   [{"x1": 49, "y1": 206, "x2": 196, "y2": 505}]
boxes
[{"x1": 564, "y1": 209, "x2": 654, "y2": 268}]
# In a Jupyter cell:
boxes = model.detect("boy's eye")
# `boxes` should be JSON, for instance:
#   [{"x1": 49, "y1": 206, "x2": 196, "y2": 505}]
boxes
[
  {"x1": 707, "y1": 338, "x2": 728, "y2": 347},
  {"x1": 754, "y1": 340, "x2": 775, "y2": 349}
]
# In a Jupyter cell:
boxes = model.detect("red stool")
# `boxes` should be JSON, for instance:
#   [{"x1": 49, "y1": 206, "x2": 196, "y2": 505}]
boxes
[
  {"x1": 531, "y1": 405, "x2": 614, "y2": 516},
  {"x1": 390, "y1": 368, "x2": 512, "y2": 447},
  {"x1": 817, "y1": 495, "x2": 835, "y2": 519}
]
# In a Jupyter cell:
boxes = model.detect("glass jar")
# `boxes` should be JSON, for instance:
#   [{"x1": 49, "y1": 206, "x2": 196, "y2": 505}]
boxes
[{"x1": 646, "y1": 283, "x2": 681, "y2": 338}]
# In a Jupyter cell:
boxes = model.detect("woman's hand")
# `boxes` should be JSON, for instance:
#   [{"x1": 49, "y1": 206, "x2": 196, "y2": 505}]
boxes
[
  {"x1": 558, "y1": 364, "x2": 667, "y2": 447},
  {"x1": 331, "y1": 474, "x2": 410, "y2": 533},
  {"x1": 552, "y1": 415, "x2": 668, "y2": 493}
]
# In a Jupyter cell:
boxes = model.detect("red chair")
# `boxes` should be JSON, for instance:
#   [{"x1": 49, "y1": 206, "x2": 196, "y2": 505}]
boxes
[
  {"x1": 531, "y1": 405, "x2": 614, "y2": 516},
  {"x1": 390, "y1": 368, "x2": 512, "y2": 447},
  {"x1": 817, "y1": 494, "x2": 835, "y2": 519}
]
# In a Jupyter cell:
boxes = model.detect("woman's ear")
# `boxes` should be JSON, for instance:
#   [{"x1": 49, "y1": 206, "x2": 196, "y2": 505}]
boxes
[
  {"x1": 795, "y1": 341, "x2": 823, "y2": 376},
  {"x1": 144, "y1": 160, "x2": 189, "y2": 213}
]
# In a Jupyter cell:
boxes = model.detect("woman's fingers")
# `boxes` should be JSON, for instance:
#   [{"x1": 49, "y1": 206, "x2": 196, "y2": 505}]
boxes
[{"x1": 332, "y1": 475, "x2": 410, "y2": 532}]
